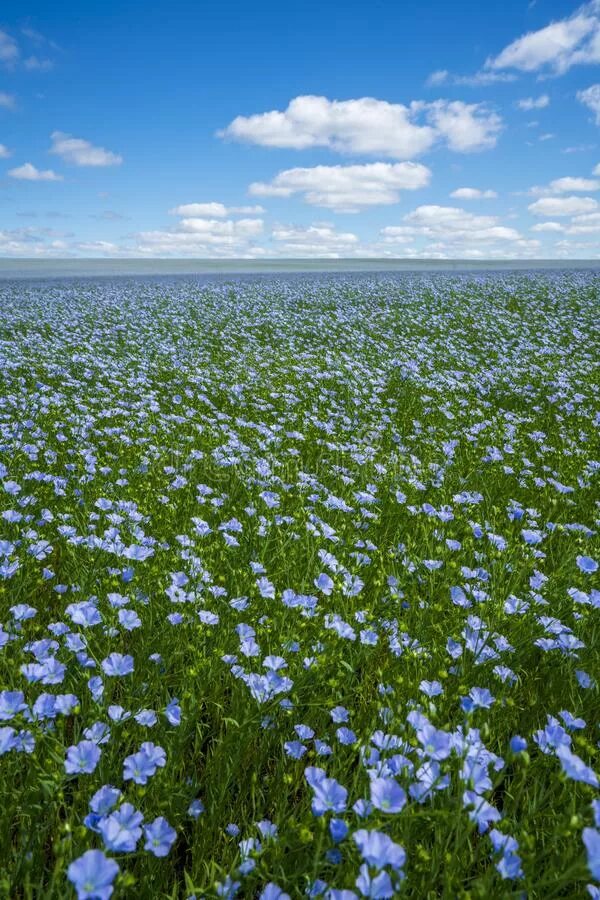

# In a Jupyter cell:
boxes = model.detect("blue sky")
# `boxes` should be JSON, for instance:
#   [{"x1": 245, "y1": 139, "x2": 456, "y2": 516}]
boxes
[{"x1": 2, "y1": 0, "x2": 600, "y2": 258}]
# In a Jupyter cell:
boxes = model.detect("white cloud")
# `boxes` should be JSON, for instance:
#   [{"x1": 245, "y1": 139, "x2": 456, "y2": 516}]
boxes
[
  {"x1": 531, "y1": 209, "x2": 600, "y2": 236},
  {"x1": 50, "y1": 132, "x2": 123, "y2": 166},
  {"x1": 249, "y1": 161, "x2": 431, "y2": 211},
  {"x1": 517, "y1": 95, "x2": 550, "y2": 110},
  {"x1": 380, "y1": 205, "x2": 540, "y2": 259},
  {"x1": 221, "y1": 95, "x2": 434, "y2": 157},
  {"x1": 0, "y1": 92, "x2": 16, "y2": 110},
  {"x1": 23, "y1": 55, "x2": 54, "y2": 71},
  {"x1": 130, "y1": 203, "x2": 265, "y2": 257},
  {"x1": 529, "y1": 176, "x2": 600, "y2": 195},
  {"x1": 0, "y1": 227, "x2": 73, "y2": 256},
  {"x1": 426, "y1": 69, "x2": 516, "y2": 87},
  {"x1": 450, "y1": 187, "x2": 497, "y2": 199},
  {"x1": 0, "y1": 144, "x2": 11, "y2": 158},
  {"x1": 426, "y1": 70, "x2": 449, "y2": 87},
  {"x1": 554, "y1": 239, "x2": 600, "y2": 255},
  {"x1": 380, "y1": 205, "x2": 541, "y2": 258},
  {"x1": 486, "y1": 2, "x2": 600, "y2": 74},
  {"x1": 554, "y1": 176, "x2": 598, "y2": 191},
  {"x1": 395, "y1": 205, "x2": 523, "y2": 242},
  {"x1": 423, "y1": 100, "x2": 501, "y2": 152},
  {"x1": 563, "y1": 143, "x2": 597, "y2": 153},
  {"x1": 563, "y1": 210, "x2": 600, "y2": 232},
  {"x1": 177, "y1": 217, "x2": 264, "y2": 238},
  {"x1": 528, "y1": 195, "x2": 598, "y2": 216},
  {"x1": 270, "y1": 223, "x2": 361, "y2": 257},
  {"x1": 169, "y1": 202, "x2": 265, "y2": 216},
  {"x1": 0, "y1": 29, "x2": 19, "y2": 66},
  {"x1": 77, "y1": 241, "x2": 124, "y2": 254},
  {"x1": 577, "y1": 84, "x2": 600, "y2": 123},
  {"x1": 20, "y1": 27, "x2": 60, "y2": 51},
  {"x1": 220, "y1": 95, "x2": 502, "y2": 158},
  {"x1": 8, "y1": 162, "x2": 63, "y2": 181},
  {"x1": 531, "y1": 221, "x2": 565, "y2": 232}
]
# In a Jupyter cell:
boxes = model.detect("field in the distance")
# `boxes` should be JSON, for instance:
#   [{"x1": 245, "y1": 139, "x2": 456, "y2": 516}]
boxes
[{"x1": 0, "y1": 272, "x2": 598, "y2": 899}]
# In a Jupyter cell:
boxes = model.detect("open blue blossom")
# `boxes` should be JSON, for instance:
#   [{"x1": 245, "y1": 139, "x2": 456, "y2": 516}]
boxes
[
  {"x1": 556, "y1": 746, "x2": 599, "y2": 787},
  {"x1": 305, "y1": 767, "x2": 347, "y2": 816},
  {"x1": 353, "y1": 829, "x2": 406, "y2": 871},
  {"x1": 355, "y1": 865, "x2": 395, "y2": 898},
  {"x1": 101, "y1": 653, "x2": 134, "y2": 677},
  {"x1": 65, "y1": 741, "x2": 101, "y2": 775},
  {"x1": 123, "y1": 742, "x2": 166, "y2": 784},
  {"x1": 259, "y1": 884, "x2": 290, "y2": 900},
  {"x1": 577, "y1": 555, "x2": 598, "y2": 574},
  {"x1": 370, "y1": 778, "x2": 406, "y2": 814},
  {"x1": 144, "y1": 816, "x2": 177, "y2": 857},
  {"x1": 0, "y1": 691, "x2": 27, "y2": 720},
  {"x1": 99, "y1": 803, "x2": 143, "y2": 853},
  {"x1": 67, "y1": 850, "x2": 119, "y2": 900},
  {"x1": 583, "y1": 828, "x2": 600, "y2": 880},
  {"x1": 284, "y1": 740, "x2": 307, "y2": 759}
]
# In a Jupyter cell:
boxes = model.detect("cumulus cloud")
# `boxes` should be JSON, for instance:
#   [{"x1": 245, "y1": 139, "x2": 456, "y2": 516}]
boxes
[
  {"x1": 130, "y1": 203, "x2": 266, "y2": 257},
  {"x1": 385, "y1": 205, "x2": 543, "y2": 256},
  {"x1": 0, "y1": 226, "x2": 72, "y2": 256},
  {"x1": 381, "y1": 205, "x2": 541, "y2": 258},
  {"x1": 177, "y1": 217, "x2": 264, "y2": 238},
  {"x1": 385, "y1": 205, "x2": 524, "y2": 243},
  {"x1": 450, "y1": 187, "x2": 497, "y2": 200},
  {"x1": 528, "y1": 195, "x2": 598, "y2": 216},
  {"x1": 532, "y1": 209, "x2": 600, "y2": 235},
  {"x1": 553, "y1": 238, "x2": 600, "y2": 255},
  {"x1": 530, "y1": 221, "x2": 565, "y2": 232},
  {"x1": 270, "y1": 223, "x2": 361, "y2": 257},
  {"x1": 8, "y1": 162, "x2": 63, "y2": 181},
  {"x1": 50, "y1": 131, "x2": 123, "y2": 166},
  {"x1": 486, "y1": 2, "x2": 600, "y2": 74},
  {"x1": 0, "y1": 144, "x2": 11, "y2": 158},
  {"x1": 423, "y1": 100, "x2": 501, "y2": 152},
  {"x1": 169, "y1": 202, "x2": 265, "y2": 216},
  {"x1": 577, "y1": 84, "x2": 600, "y2": 123},
  {"x1": 517, "y1": 95, "x2": 550, "y2": 110},
  {"x1": 220, "y1": 95, "x2": 502, "y2": 158},
  {"x1": 529, "y1": 176, "x2": 600, "y2": 195},
  {"x1": 248, "y1": 162, "x2": 431, "y2": 211},
  {"x1": 561, "y1": 210, "x2": 600, "y2": 233}
]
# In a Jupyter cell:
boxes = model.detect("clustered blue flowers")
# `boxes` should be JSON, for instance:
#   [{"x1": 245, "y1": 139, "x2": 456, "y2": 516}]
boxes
[{"x1": 0, "y1": 273, "x2": 598, "y2": 897}]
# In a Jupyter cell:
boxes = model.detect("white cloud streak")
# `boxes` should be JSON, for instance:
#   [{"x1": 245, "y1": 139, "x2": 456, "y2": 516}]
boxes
[
  {"x1": 50, "y1": 132, "x2": 123, "y2": 167},
  {"x1": 486, "y1": 1, "x2": 600, "y2": 74},
  {"x1": 450, "y1": 187, "x2": 498, "y2": 199},
  {"x1": 8, "y1": 162, "x2": 63, "y2": 181},
  {"x1": 169, "y1": 202, "x2": 265, "y2": 217},
  {"x1": 528, "y1": 195, "x2": 598, "y2": 216},
  {"x1": 577, "y1": 83, "x2": 600, "y2": 123},
  {"x1": 517, "y1": 95, "x2": 550, "y2": 110},
  {"x1": 249, "y1": 162, "x2": 431, "y2": 211}
]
